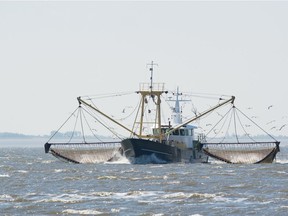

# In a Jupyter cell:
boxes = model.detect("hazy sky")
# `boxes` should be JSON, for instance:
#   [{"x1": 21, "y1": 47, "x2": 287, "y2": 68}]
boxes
[{"x1": 1, "y1": 1, "x2": 288, "y2": 136}]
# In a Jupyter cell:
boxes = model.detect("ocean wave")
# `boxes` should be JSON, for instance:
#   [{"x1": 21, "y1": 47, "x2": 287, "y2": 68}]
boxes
[
  {"x1": 90, "y1": 191, "x2": 115, "y2": 197},
  {"x1": 0, "y1": 194, "x2": 14, "y2": 201},
  {"x1": 162, "y1": 192, "x2": 217, "y2": 200},
  {"x1": 97, "y1": 175, "x2": 118, "y2": 180},
  {"x1": 62, "y1": 209, "x2": 104, "y2": 215},
  {"x1": 34, "y1": 193, "x2": 87, "y2": 204}
]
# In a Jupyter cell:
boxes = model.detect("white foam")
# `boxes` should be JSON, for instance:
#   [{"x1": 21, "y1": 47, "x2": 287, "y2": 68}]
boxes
[
  {"x1": 0, "y1": 194, "x2": 14, "y2": 201},
  {"x1": 54, "y1": 169, "x2": 66, "y2": 173},
  {"x1": 17, "y1": 170, "x2": 28, "y2": 173},
  {"x1": 162, "y1": 192, "x2": 217, "y2": 199},
  {"x1": 276, "y1": 159, "x2": 288, "y2": 164},
  {"x1": 62, "y1": 209, "x2": 103, "y2": 215}
]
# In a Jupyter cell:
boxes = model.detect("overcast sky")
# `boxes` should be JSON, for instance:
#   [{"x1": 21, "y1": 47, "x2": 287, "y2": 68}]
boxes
[{"x1": 1, "y1": 1, "x2": 288, "y2": 136}]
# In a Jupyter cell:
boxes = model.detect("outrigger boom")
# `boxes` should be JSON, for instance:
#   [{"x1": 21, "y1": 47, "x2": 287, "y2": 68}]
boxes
[
  {"x1": 165, "y1": 96, "x2": 235, "y2": 137},
  {"x1": 77, "y1": 96, "x2": 138, "y2": 137},
  {"x1": 78, "y1": 95, "x2": 235, "y2": 141}
]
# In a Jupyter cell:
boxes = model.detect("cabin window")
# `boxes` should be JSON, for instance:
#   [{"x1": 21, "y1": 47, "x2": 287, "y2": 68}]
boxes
[
  {"x1": 180, "y1": 129, "x2": 185, "y2": 136},
  {"x1": 161, "y1": 128, "x2": 167, "y2": 134},
  {"x1": 153, "y1": 128, "x2": 160, "y2": 135},
  {"x1": 173, "y1": 130, "x2": 179, "y2": 135}
]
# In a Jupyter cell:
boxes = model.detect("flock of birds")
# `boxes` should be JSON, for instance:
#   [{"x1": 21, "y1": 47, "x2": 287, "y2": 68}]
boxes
[
  {"x1": 247, "y1": 105, "x2": 287, "y2": 132},
  {"x1": 197, "y1": 104, "x2": 287, "y2": 136}
]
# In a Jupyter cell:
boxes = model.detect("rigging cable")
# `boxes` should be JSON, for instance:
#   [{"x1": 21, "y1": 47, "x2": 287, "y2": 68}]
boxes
[
  {"x1": 219, "y1": 106, "x2": 234, "y2": 143},
  {"x1": 205, "y1": 105, "x2": 234, "y2": 142},
  {"x1": 81, "y1": 105, "x2": 123, "y2": 140},
  {"x1": 67, "y1": 107, "x2": 80, "y2": 143},
  {"x1": 234, "y1": 107, "x2": 257, "y2": 142},
  {"x1": 79, "y1": 107, "x2": 86, "y2": 143},
  {"x1": 235, "y1": 107, "x2": 278, "y2": 142},
  {"x1": 46, "y1": 106, "x2": 80, "y2": 143},
  {"x1": 80, "y1": 107, "x2": 104, "y2": 143},
  {"x1": 233, "y1": 106, "x2": 239, "y2": 143}
]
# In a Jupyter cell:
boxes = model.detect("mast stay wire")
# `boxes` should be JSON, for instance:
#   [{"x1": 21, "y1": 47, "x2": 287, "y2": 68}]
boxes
[
  {"x1": 233, "y1": 107, "x2": 239, "y2": 143},
  {"x1": 79, "y1": 107, "x2": 86, "y2": 143},
  {"x1": 81, "y1": 91, "x2": 135, "y2": 100},
  {"x1": 46, "y1": 106, "x2": 80, "y2": 143},
  {"x1": 81, "y1": 108, "x2": 104, "y2": 143},
  {"x1": 205, "y1": 105, "x2": 234, "y2": 142},
  {"x1": 81, "y1": 105, "x2": 124, "y2": 140},
  {"x1": 234, "y1": 107, "x2": 278, "y2": 142},
  {"x1": 234, "y1": 107, "x2": 257, "y2": 142}
]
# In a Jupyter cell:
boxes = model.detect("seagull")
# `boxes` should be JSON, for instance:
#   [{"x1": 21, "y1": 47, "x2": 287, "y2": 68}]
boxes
[
  {"x1": 268, "y1": 105, "x2": 273, "y2": 109},
  {"x1": 266, "y1": 120, "x2": 276, "y2": 125},
  {"x1": 279, "y1": 124, "x2": 286, "y2": 131}
]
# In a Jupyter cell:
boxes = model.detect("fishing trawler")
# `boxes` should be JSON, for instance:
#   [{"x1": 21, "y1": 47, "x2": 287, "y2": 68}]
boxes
[{"x1": 44, "y1": 62, "x2": 280, "y2": 164}]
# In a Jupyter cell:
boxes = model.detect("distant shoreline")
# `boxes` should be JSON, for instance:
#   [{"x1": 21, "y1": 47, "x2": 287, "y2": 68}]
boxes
[
  {"x1": 0, "y1": 132, "x2": 48, "y2": 139},
  {"x1": 0, "y1": 132, "x2": 111, "y2": 140},
  {"x1": 1, "y1": 132, "x2": 288, "y2": 141}
]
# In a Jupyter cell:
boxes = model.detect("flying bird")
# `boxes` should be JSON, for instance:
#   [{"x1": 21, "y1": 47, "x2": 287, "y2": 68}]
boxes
[
  {"x1": 268, "y1": 105, "x2": 273, "y2": 109},
  {"x1": 266, "y1": 120, "x2": 276, "y2": 125},
  {"x1": 279, "y1": 124, "x2": 286, "y2": 131}
]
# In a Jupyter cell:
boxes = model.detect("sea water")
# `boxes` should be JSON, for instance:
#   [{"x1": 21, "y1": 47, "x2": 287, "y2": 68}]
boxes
[{"x1": 0, "y1": 138, "x2": 288, "y2": 215}]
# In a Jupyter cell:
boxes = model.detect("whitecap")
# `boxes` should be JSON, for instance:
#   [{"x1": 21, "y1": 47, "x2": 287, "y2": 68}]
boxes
[
  {"x1": 276, "y1": 159, "x2": 288, "y2": 164},
  {"x1": 54, "y1": 169, "x2": 65, "y2": 173},
  {"x1": 113, "y1": 191, "x2": 161, "y2": 200},
  {"x1": 91, "y1": 191, "x2": 114, "y2": 197},
  {"x1": 97, "y1": 175, "x2": 118, "y2": 180},
  {"x1": 111, "y1": 208, "x2": 120, "y2": 213},
  {"x1": 162, "y1": 192, "x2": 217, "y2": 200},
  {"x1": 34, "y1": 193, "x2": 86, "y2": 204},
  {"x1": 17, "y1": 170, "x2": 28, "y2": 173},
  {"x1": 41, "y1": 160, "x2": 54, "y2": 164},
  {"x1": 0, "y1": 194, "x2": 14, "y2": 201},
  {"x1": 62, "y1": 209, "x2": 104, "y2": 215},
  {"x1": 0, "y1": 174, "x2": 10, "y2": 178}
]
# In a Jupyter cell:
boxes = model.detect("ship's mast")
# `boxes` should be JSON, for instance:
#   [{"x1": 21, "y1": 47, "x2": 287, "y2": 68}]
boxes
[
  {"x1": 167, "y1": 87, "x2": 190, "y2": 125},
  {"x1": 136, "y1": 61, "x2": 166, "y2": 140},
  {"x1": 148, "y1": 61, "x2": 158, "y2": 92}
]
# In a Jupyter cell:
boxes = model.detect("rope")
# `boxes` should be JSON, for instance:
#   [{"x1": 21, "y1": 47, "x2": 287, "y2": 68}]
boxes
[
  {"x1": 81, "y1": 105, "x2": 124, "y2": 140},
  {"x1": 235, "y1": 108, "x2": 257, "y2": 142},
  {"x1": 81, "y1": 107, "x2": 104, "y2": 143},
  {"x1": 81, "y1": 91, "x2": 135, "y2": 100},
  {"x1": 235, "y1": 107, "x2": 278, "y2": 142},
  {"x1": 205, "y1": 105, "x2": 233, "y2": 140},
  {"x1": 79, "y1": 107, "x2": 86, "y2": 143},
  {"x1": 233, "y1": 107, "x2": 239, "y2": 143},
  {"x1": 67, "y1": 107, "x2": 80, "y2": 143},
  {"x1": 46, "y1": 106, "x2": 80, "y2": 143}
]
